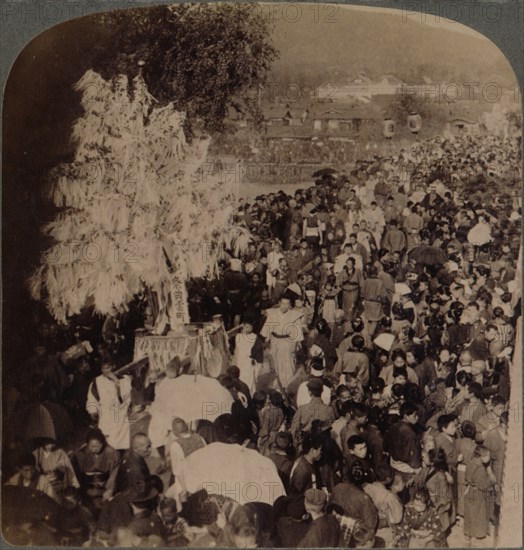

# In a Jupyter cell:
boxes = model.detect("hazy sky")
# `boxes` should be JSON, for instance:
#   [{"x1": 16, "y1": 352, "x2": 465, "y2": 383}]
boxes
[{"x1": 343, "y1": 4, "x2": 488, "y2": 39}]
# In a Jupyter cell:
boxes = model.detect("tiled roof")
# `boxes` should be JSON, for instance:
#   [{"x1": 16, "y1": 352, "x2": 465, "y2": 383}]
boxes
[{"x1": 313, "y1": 106, "x2": 378, "y2": 120}]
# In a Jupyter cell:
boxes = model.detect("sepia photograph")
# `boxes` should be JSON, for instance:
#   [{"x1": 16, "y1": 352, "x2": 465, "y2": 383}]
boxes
[{"x1": 1, "y1": 2, "x2": 522, "y2": 547}]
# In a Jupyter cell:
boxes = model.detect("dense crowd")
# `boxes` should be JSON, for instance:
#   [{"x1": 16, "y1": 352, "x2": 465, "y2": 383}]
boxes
[
  {"x1": 213, "y1": 137, "x2": 358, "y2": 166},
  {"x1": 2, "y1": 134, "x2": 521, "y2": 548}
]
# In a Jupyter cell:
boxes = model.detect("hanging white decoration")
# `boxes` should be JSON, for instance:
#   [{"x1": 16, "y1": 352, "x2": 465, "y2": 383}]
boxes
[{"x1": 28, "y1": 70, "x2": 251, "y2": 328}]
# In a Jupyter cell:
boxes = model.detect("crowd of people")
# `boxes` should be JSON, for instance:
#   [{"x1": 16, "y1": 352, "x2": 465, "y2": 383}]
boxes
[
  {"x1": 212, "y1": 137, "x2": 359, "y2": 166},
  {"x1": 2, "y1": 133, "x2": 521, "y2": 548}
]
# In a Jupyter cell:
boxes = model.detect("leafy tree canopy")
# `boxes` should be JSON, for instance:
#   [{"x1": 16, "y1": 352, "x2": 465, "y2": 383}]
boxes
[{"x1": 90, "y1": 4, "x2": 278, "y2": 136}]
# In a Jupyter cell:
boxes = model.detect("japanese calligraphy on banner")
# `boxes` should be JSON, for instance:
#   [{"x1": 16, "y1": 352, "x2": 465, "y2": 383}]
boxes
[{"x1": 169, "y1": 271, "x2": 190, "y2": 324}]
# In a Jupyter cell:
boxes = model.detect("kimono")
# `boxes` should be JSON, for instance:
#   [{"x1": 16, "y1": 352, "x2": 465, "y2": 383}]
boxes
[
  {"x1": 273, "y1": 266, "x2": 290, "y2": 303},
  {"x1": 289, "y1": 456, "x2": 320, "y2": 494},
  {"x1": 5, "y1": 472, "x2": 41, "y2": 490},
  {"x1": 319, "y1": 287, "x2": 339, "y2": 325},
  {"x1": 330, "y1": 482, "x2": 379, "y2": 538},
  {"x1": 364, "y1": 482, "x2": 403, "y2": 527},
  {"x1": 33, "y1": 447, "x2": 80, "y2": 503},
  {"x1": 148, "y1": 375, "x2": 185, "y2": 450},
  {"x1": 297, "y1": 515, "x2": 341, "y2": 548},
  {"x1": 404, "y1": 213, "x2": 424, "y2": 250},
  {"x1": 261, "y1": 307, "x2": 304, "y2": 387},
  {"x1": 413, "y1": 466, "x2": 453, "y2": 532},
  {"x1": 161, "y1": 516, "x2": 191, "y2": 547},
  {"x1": 357, "y1": 229, "x2": 376, "y2": 255},
  {"x1": 336, "y1": 267, "x2": 363, "y2": 322},
  {"x1": 73, "y1": 443, "x2": 120, "y2": 506},
  {"x1": 335, "y1": 351, "x2": 370, "y2": 387},
  {"x1": 86, "y1": 374, "x2": 132, "y2": 450},
  {"x1": 303, "y1": 215, "x2": 323, "y2": 246},
  {"x1": 257, "y1": 402, "x2": 285, "y2": 456},
  {"x1": 267, "y1": 250, "x2": 284, "y2": 294},
  {"x1": 464, "y1": 457, "x2": 496, "y2": 538},
  {"x1": 394, "y1": 502, "x2": 445, "y2": 548},
  {"x1": 484, "y1": 428, "x2": 506, "y2": 505},
  {"x1": 458, "y1": 399, "x2": 487, "y2": 427},
  {"x1": 361, "y1": 278, "x2": 388, "y2": 323},
  {"x1": 234, "y1": 332, "x2": 261, "y2": 395},
  {"x1": 363, "y1": 207, "x2": 385, "y2": 246},
  {"x1": 434, "y1": 433, "x2": 460, "y2": 470},
  {"x1": 456, "y1": 438, "x2": 477, "y2": 516},
  {"x1": 382, "y1": 227, "x2": 407, "y2": 255},
  {"x1": 325, "y1": 220, "x2": 346, "y2": 259}
]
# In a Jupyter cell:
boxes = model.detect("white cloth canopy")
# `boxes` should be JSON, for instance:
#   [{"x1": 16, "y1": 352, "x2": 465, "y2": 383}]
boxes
[
  {"x1": 183, "y1": 442, "x2": 286, "y2": 505},
  {"x1": 159, "y1": 374, "x2": 234, "y2": 425}
]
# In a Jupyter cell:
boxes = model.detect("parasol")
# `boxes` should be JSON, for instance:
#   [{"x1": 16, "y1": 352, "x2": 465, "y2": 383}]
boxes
[
  {"x1": 163, "y1": 375, "x2": 234, "y2": 424},
  {"x1": 467, "y1": 223, "x2": 492, "y2": 246},
  {"x1": 394, "y1": 282, "x2": 412, "y2": 296},
  {"x1": 183, "y1": 442, "x2": 286, "y2": 505},
  {"x1": 408, "y1": 245, "x2": 447, "y2": 266},
  {"x1": 9, "y1": 401, "x2": 73, "y2": 443}
]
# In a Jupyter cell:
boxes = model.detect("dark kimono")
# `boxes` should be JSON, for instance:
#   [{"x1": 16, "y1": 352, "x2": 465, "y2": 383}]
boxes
[
  {"x1": 297, "y1": 514, "x2": 341, "y2": 548},
  {"x1": 464, "y1": 457, "x2": 496, "y2": 538}
]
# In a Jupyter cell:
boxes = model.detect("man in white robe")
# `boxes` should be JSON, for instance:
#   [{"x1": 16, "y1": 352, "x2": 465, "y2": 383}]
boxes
[
  {"x1": 86, "y1": 363, "x2": 132, "y2": 450},
  {"x1": 147, "y1": 357, "x2": 183, "y2": 471},
  {"x1": 267, "y1": 241, "x2": 284, "y2": 299},
  {"x1": 234, "y1": 322, "x2": 261, "y2": 395},
  {"x1": 334, "y1": 243, "x2": 353, "y2": 276},
  {"x1": 296, "y1": 361, "x2": 331, "y2": 407},
  {"x1": 363, "y1": 201, "x2": 386, "y2": 247},
  {"x1": 260, "y1": 295, "x2": 304, "y2": 388}
]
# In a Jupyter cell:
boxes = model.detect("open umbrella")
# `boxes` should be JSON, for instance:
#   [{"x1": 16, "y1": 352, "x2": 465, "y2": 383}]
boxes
[
  {"x1": 408, "y1": 245, "x2": 447, "y2": 266},
  {"x1": 163, "y1": 375, "x2": 234, "y2": 425},
  {"x1": 312, "y1": 168, "x2": 337, "y2": 178},
  {"x1": 394, "y1": 282, "x2": 412, "y2": 296},
  {"x1": 467, "y1": 223, "x2": 492, "y2": 246},
  {"x1": 184, "y1": 442, "x2": 286, "y2": 505},
  {"x1": 9, "y1": 401, "x2": 73, "y2": 443}
]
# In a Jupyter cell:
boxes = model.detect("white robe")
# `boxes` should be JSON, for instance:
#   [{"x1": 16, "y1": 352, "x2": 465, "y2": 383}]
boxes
[
  {"x1": 334, "y1": 253, "x2": 349, "y2": 276},
  {"x1": 260, "y1": 307, "x2": 304, "y2": 387},
  {"x1": 234, "y1": 332, "x2": 260, "y2": 395},
  {"x1": 296, "y1": 380, "x2": 331, "y2": 407},
  {"x1": 148, "y1": 376, "x2": 184, "y2": 449},
  {"x1": 86, "y1": 375, "x2": 132, "y2": 450},
  {"x1": 267, "y1": 250, "x2": 284, "y2": 290},
  {"x1": 363, "y1": 207, "x2": 385, "y2": 246}
]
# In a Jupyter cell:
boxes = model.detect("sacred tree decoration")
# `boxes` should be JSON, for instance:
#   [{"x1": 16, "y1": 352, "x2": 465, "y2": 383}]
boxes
[{"x1": 28, "y1": 70, "x2": 250, "y2": 333}]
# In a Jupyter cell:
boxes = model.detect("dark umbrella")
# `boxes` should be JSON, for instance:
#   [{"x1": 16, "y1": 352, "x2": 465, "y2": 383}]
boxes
[
  {"x1": 408, "y1": 245, "x2": 447, "y2": 266},
  {"x1": 312, "y1": 167, "x2": 337, "y2": 178},
  {"x1": 2, "y1": 485, "x2": 61, "y2": 526}
]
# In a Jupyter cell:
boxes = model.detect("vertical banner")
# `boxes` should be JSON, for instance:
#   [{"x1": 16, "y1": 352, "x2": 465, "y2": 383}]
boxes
[{"x1": 169, "y1": 270, "x2": 190, "y2": 325}]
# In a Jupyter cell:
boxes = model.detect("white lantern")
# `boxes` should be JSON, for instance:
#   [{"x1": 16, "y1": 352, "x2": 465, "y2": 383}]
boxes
[
  {"x1": 383, "y1": 118, "x2": 395, "y2": 138},
  {"x1": 407, "y1": 112, "x2": 422, "y2": 134}
]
